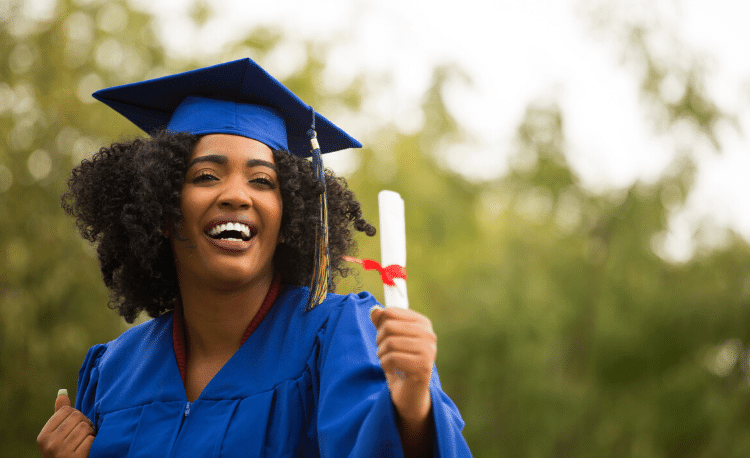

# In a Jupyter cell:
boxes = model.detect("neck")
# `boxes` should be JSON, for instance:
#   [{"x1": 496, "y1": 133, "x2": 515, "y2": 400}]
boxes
[{"x1": 178, "y1": 271, "x2": 274, "y2": 358}]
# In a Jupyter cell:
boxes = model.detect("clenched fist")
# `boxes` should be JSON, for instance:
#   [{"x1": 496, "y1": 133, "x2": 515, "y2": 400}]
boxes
[{"x1": 37, "y1": 390, "x2": 95, "y2": 458}]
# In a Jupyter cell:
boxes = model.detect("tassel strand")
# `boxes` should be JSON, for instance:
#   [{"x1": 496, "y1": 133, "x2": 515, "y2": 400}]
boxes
[{"x1": 305, "y1": 108, "x2": 331, "y2": 310}]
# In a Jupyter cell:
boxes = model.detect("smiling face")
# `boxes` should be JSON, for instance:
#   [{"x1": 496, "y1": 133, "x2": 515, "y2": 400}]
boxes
[{"x1": 172, "y1": 134, "x2": 283, "y2": 291}]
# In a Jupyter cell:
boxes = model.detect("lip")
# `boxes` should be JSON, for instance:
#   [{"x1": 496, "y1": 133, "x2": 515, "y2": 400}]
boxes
[
  {"x1": 204, "y1": 233, "x2": 253, "y2": 252},
  {"x1": 203, "y1": 215, "x2": 258, "y2": 253}
]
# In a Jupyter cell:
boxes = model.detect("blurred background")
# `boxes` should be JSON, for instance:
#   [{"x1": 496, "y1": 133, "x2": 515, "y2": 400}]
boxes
[{"x1": 2, "y1": 0, "x2": 750, "y2": 455}]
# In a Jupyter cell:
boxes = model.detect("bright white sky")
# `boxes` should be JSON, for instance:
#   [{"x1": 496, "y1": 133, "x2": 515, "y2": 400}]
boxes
[{"x1": 20, "y1": 0, "x2": 750, "y2": 260}]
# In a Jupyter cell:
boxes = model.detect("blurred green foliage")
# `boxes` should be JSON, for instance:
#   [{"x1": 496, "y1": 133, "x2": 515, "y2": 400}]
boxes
[{"x1": 2, "y1": 0, "x2": 750, "y2": 456}]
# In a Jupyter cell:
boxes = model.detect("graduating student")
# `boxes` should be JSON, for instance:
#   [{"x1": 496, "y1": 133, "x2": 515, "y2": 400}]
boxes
[{"x1": 37, "y1": 58, "x2": 473, "y2": 457}]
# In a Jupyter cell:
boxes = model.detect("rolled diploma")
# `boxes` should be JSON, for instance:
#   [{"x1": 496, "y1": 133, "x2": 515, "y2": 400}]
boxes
[{"x1": 378, "y1": 190, "x2": 408, "y2": 309}]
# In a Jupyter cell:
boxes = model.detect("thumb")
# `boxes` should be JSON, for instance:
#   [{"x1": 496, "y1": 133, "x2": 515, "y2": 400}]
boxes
[
  {"x1": 369, "y1": 305, "x2": 385, "y2": 326},
  {"x1": 55, "y1": 389, "x2": 71, "y2": 412}
]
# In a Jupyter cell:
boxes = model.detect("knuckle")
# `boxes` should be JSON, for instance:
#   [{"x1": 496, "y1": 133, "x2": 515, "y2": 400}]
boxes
[
  {"x1": 375, "y1": 308, "x2": 390, "y2": 322},
  {"x1": 379, "y1": 321, "x2": 395, "y2": 336},
  {"x1": 38, "y1": 440, "x2": 52, "y2": 454},
  {"x1": 377, "y1": 342, "x2": 392, "y2": 359}
]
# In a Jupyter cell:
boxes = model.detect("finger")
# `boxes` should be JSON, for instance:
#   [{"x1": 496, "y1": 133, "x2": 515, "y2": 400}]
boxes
[
  {"x1": 372, "y1": 307, "x2": 433, "y2": 331},
  {"x1": 75, "y1": 434, "x2": 96, "y2": 455},
  {"x1": 55, "y1": 389, "x2": 71, "y2": 412},
  {"x1": 383, "y1": 307, "x2": 431, "y2": 323},
  {"x1": 40, "y1": 389, "x2": 74, "y2": 441},
  {"x1": 56, "y1": 408, "x2": 91, "y2": 443},
  {"x1": 64, "y1": 421, "x2": 96, "y2": 451},
  {"x1": 40, "y1": 405, "x2": 75, "y2": 440},
  {"x1": 38, "y1": 408, "x2": 75, "y2": 456},
  {"x1": 369, "y1": 305, "x2": 385, "y2": 327},
  {"x1": 376, "y1": 321, "x2": 436, "y2": 346},
  {"x1": 371, "y1": 306, "x2": 417, "y2": 329},
  {"x1": 378, "y1": 336, "x2": 437, "y2": 359},
  {"x1": 64, "y1": 408, "x2": 94, "y2": 429}
]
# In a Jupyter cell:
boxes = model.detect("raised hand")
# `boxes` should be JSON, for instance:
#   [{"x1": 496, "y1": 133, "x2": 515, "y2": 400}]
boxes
[
  {"x1": 370, "y1": 306, "x2": 436, "y2": 456},
  {"x1": 37, "y1": 389, "x2": 95, "y2": 458}
]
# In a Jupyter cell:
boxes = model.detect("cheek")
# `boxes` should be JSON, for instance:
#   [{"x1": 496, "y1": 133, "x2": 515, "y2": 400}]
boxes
[
  {"x1": 262, "y1": 197, "x2": 283, "y2": 240},
  {"x1": 266, "y1": 189, "x2": 283, "y2": 223},
  {"x1": 176, "y1": 196, "x2": 206, "y2": 240},
  {"x1": 274, "y1": 195, "x2": 283, "y2": 221},
  {"x1": 179, "y1": 188, "x2": 207, "y2": 221},
  {"x1": 274, "y1": 196, "x2": 283, "y2": 230}
]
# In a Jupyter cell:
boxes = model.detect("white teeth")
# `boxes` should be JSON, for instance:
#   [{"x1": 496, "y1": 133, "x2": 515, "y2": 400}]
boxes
[{"x1": 207, "y1": 222, "x2": 251, "y2": 239}]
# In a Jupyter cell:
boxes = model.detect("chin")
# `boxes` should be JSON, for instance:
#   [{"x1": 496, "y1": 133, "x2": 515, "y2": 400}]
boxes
[{"x1": 203, "y1": 263, "x2": 273, "y2": 288}]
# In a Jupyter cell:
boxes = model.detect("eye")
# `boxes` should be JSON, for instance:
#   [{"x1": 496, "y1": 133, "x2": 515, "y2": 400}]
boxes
[
  {"x1": 191, "y1": 171, "x2": 219, "y2": 183},
  {"x1": 249, "y1": 174, "x2": 276, "y2": 189}
]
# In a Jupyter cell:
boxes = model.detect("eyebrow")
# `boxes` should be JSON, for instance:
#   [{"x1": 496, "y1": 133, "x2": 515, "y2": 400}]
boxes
[
  {"x1": 188, "y1": 154, "x2": 277, "y2": 171},
  {"x1": 246, "y1": 158, "x2": 277, "y2": 171},
  {"x1": 188, "y1": 154, "x2": 226, "y2": 168}
]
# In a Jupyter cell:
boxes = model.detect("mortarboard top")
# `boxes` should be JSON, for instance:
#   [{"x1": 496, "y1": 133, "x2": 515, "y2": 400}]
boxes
[{"x1": 91, "y1": 57, "x2": 362, "y2": 157}]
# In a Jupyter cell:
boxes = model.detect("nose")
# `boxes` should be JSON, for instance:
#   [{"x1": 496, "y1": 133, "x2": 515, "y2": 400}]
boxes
[{"x1": 218, "y1": 175, "x2": 252, "y2": 210}]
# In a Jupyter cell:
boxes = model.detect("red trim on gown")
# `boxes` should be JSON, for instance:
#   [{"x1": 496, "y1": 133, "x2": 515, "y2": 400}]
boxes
[{"x1": 172, "y1": 272, "x2": 283, "y2": 384}]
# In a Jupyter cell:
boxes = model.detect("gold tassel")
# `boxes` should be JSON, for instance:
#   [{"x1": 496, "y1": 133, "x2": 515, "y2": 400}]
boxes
[{"x1": 305, "y1": 126, "x2": 330, "y2": 310}]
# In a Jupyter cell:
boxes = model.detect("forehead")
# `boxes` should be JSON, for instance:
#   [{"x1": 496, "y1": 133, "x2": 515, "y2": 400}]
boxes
[{"x1": 191, "y1": 133, "x2": 275, "y2": 163}]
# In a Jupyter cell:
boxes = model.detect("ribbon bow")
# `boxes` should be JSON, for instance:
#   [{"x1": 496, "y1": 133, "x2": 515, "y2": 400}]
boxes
[{"x1": 342, "y1": 256, "x2": 407, "y2": 287}]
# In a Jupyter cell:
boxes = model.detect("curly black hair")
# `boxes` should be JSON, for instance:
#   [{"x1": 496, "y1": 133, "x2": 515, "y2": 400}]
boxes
[{"x1": 62, "y1": 131, "x2": 376, "y2": 323}]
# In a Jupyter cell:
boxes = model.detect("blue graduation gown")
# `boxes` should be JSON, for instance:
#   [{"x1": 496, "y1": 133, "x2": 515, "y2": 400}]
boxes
[{"x1": 75, "y1": 286, "x2": 473, "y2": 457}]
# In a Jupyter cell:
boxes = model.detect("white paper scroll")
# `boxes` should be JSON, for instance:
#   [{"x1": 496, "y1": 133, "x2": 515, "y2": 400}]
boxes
[{"x1": 378, "y1": 190, "x2": 409, "y2": 309}]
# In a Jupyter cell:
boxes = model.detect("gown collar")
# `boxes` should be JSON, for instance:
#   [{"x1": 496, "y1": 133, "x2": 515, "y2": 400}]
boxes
[{"x1": 172, "y1": 272, "x2": 283, "y2": 384}]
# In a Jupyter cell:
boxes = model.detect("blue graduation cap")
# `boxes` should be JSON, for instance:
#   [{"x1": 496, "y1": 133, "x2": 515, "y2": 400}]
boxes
[
  {"x1": 93, "y1": 57, "x2": 359, "y2": 309},
  {"x1": 91, "y1": 57, "x2": 361, "y2": 156}
]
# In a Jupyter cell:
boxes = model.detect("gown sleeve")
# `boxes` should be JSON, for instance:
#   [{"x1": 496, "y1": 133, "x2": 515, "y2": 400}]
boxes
[
  {"x1": 315, "y1": 293, "x2": 473, "y2": 457},
  {"x1": 75, "y1": 343, "x2": 108, "y2": 427}
]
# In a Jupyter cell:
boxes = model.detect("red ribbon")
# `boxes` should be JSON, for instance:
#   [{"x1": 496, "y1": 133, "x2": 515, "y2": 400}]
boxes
[{"x1": 342, "y1": 256, "x2": 407, "y2": 287}]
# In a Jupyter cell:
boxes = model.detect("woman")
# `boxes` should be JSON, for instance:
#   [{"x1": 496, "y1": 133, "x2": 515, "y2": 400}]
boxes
[{"x1": 37, "y1": 58, "x2": 472, "y2": 457}]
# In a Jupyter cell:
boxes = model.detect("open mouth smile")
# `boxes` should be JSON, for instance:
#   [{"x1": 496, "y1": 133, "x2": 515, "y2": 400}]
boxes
[
  {"x1": 206, "y1": 221, "x2": 256, "y2": 241},
  {"x1": 203, "y1": 218, "x2": 258, "y2": 251}
]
